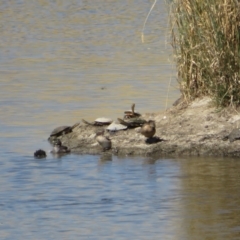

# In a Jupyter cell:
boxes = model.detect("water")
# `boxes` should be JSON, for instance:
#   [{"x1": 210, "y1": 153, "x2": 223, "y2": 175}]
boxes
[
  {"x1": 0, "y1": 1, "x2": 240, "y2": 239},
  {"x1": 1, "y1": 155, "x2": 240, "y2": 239}
]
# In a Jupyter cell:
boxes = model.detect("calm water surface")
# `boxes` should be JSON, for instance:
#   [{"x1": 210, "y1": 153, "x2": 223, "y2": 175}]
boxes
[{"x1": 0, "y1": 1, "x2": 240, "y2": 239}]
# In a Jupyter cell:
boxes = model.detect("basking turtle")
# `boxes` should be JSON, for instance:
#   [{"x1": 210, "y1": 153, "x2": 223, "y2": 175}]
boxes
[
  {"x1": 48, "y1": 125, "x2": 72, "y2": 141},
  {"x1": 124, "y1": 103, "x2": 141, "y2": 119},
  {"x1": 107, "y1": 121, "x2": 127, "y2": 132},
  {"x1": 82, "y1": 117, "x2": 112, "y2": 126},
  {"x1": 117, "y1": 117, "x2": 147, "y2": 128}
]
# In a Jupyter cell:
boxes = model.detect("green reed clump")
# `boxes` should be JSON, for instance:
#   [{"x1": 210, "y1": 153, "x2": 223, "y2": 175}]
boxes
[{"x1": 167, "y1": 0, "x2": 240, "y2": 107}]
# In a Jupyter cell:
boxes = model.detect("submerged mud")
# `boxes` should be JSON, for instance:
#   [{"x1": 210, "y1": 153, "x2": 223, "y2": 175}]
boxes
[{"x1": 49, "y1": 97, "x2": 240, "y2": 157}]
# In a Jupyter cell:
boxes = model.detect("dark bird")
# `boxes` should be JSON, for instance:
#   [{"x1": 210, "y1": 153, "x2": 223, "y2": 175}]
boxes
[
  {"x1": 51, "y1": 139, "x2": 70, "y2": 154},
  {"x1": 34, "y1": 149, "x2": 47, "y2": 159}
]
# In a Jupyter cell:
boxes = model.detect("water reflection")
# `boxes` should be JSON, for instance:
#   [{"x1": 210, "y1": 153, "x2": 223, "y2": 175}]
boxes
[
  {"x1": 0, "y1": 153, "x2": 240, "y2": 239},
  {"x1": 179, "y1": 157, "x2": 240, "y2": 240},
  {"x1": 99, "y1": 152, "x2": 113, "y2": 163}
]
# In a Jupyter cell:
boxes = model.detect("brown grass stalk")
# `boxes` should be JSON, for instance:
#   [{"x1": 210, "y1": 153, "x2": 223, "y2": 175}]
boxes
[{"x1": 167, "y1": 0, "x2": 240, "y2": 107}]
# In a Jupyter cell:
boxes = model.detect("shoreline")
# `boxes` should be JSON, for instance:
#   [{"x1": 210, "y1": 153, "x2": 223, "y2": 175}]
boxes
[{"x1": 50, "y1": 97, "x2": 240, "y2": 157}]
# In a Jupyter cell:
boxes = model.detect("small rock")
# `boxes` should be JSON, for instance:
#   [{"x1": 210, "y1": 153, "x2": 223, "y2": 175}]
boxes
[
  {"x1": 228, "y1": 128, "x2": 240, "y2": 142},
  {"x1": 135, "y1": 127, "x2": 141, "y2": 133},
  {"x1": 89, "y1": 133, "x2": 96, "y2": 139}
]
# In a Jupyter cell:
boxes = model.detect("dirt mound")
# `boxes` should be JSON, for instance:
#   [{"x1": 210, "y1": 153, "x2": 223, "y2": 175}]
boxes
[{"x1": 51, "y1": 97, "x2": 240, "y2": 157}]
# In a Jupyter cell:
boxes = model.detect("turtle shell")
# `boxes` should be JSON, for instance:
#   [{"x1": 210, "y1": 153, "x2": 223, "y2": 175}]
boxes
[
  {"x1": 117, "y1": 118, "x2": 147, "y2": 128},
  {"x1": 50, "y1": 126, "x2": 72, "y2": 137},
  {"x1": 95, "y1": 117, "x2": 112, "y2": 125},
  {"x1": 82, "y1": 117, "x2": 112, "y2": 126},
  {"x1": 107, "y1": 121, "x2": 127, "y2": 132}
]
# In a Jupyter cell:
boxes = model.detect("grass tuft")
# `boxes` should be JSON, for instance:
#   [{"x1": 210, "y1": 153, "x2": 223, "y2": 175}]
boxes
[{"x1": 167, "y1": 0, "x2": 240, "y2": 107}]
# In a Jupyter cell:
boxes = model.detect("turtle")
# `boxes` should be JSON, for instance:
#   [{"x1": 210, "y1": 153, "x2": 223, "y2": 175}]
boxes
[
  {"x1": 124, "y1": 103, "x2": 141, "y2": 119},
  {"x1": 82, "y1": 117, "x2": 112, "y2": 126},
  {"x1": 117, "y1": 117, "x2": 147, "y2": 128},
  {"x1": 34, "y1": 149, "x2": 47, "y2": 159},
  {"x1": 48, "y1": 125, "x2": 72, "y2": 141},
  {"x1": 106, "y1": 121, "x2": 127, "y2": 132}
]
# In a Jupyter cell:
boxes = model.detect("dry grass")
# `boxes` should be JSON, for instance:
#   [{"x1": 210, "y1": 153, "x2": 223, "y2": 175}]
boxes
[{"x1": 167, "y1": 0, "x2": 240, "y2": 107}]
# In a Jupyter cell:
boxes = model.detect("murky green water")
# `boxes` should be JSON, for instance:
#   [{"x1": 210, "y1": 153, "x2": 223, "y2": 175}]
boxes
[{"x1": 0, "y1": 1, "x2": 240, "y2": 239}]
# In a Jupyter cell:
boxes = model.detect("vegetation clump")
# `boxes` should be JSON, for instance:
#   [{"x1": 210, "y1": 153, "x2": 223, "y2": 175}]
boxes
[{"x1": 168, "y1": 0, "x2": 240, "y2": 107}]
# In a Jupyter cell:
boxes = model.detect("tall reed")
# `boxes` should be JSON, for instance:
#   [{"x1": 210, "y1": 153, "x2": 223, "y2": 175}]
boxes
[{"x1": 167, "y1": 0, "x2": 240, "y2": 107}]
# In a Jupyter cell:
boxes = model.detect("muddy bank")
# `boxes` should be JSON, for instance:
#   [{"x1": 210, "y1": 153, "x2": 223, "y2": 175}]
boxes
[{"x1": 50, "y1": 97, "x2": 240, "y2": 157}]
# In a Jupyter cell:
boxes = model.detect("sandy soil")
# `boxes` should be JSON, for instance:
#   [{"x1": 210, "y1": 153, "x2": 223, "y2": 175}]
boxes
[{"x1": 49, "y1": 97, "x2": 240, "y2": 157}]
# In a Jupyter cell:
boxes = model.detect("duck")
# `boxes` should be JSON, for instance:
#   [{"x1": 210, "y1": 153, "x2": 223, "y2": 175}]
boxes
[
  {"x1": 34, "y1": 149, "x2": 47, "y2": 159},
  {"x1": 140, "y1": 120, "x2": 156, "y2": 138},
  {"x1": 51, "y1": 139, "x2": 70, "y2": 154},
  {"x1": 95, "y1": 131, "x2": 112, "y2": 151}
]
